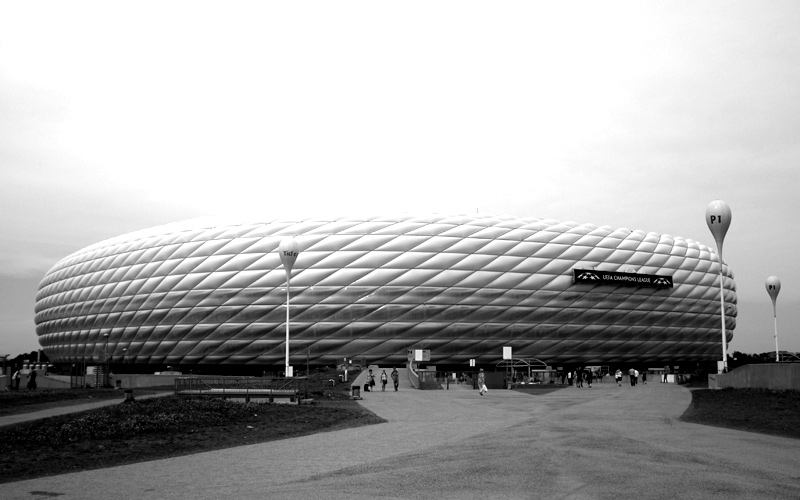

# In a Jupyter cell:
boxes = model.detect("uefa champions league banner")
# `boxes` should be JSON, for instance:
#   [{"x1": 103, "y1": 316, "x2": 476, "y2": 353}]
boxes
[{"x1": 572, "y1": 269, "x2": 673, "y2": 289}]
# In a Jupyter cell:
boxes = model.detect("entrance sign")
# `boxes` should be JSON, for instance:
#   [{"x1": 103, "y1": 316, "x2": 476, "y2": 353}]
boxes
[
  {"x1": 573, "y1": 269, "x2": 673, "y2": 289},
  {"x1": 414, "y1": 349, "x2": 430, "y2": 362},
  {"x1": 503, "y1": 346, "x2": 512, "y2": 360}
]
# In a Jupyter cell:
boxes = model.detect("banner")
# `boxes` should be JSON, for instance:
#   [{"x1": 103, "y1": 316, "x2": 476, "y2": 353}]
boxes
[{"x1": 572, "y1": 269, "x2": 673, "y2": 289}]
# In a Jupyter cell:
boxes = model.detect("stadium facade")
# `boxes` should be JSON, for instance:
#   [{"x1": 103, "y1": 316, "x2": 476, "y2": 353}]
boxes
[{"x1": 34, "y1": 214, "x2": 737, "y2": 370}]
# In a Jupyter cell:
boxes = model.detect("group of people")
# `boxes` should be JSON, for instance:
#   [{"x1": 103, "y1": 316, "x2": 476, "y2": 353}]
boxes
[
  {"x1": 561, "y1": 367, "x2": 654, "y2": 387},
  {"x1": 365, "y1": 368, "x2": 400, "y2": 392},
  {"x1": 565, "y1": 368, "x2": 596, "y2": 388},
  {"x1": 8, "y1": 367, "x2": 36, "y2": 391},
  {"x1": 613, "y1": 368, "x2": 647, "y2": 386}
]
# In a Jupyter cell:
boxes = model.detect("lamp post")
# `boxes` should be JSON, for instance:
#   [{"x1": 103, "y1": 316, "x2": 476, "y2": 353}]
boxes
[
  {"x1": 103, "y1": 333, "x2": 110, "y2": 387},
  {"x1": 766, "y1": 276, "x2": 781, "y2": 362},
  {"x1": 705, "y1": 200, "x2": 731, "y2": 373},
  {"x1": 279, "y1": 237, "x2": 299, "y2": 378}
]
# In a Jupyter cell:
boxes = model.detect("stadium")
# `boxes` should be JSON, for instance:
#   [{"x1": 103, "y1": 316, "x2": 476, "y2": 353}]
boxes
[{"x1": 34, "y1": 214, "x2": 737, "y2": 373}]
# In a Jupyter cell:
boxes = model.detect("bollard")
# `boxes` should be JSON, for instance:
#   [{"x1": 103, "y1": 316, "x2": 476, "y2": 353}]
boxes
[{"x1": 124, "y1": 389, "x2": 134, "y2": 402}]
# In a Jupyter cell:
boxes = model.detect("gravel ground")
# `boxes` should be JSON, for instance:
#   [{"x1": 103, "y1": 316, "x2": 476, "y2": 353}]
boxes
[{"x1": 1, "y1": 379, "x2": 798, "y2": 500}]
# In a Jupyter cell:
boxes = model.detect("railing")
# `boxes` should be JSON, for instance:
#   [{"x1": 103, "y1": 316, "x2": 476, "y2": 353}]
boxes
[{"x1": 175, "y1": 376, "x2": 304, "y2": 402}]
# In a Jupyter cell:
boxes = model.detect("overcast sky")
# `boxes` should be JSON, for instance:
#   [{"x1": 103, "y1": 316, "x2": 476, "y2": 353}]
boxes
[{"x1": 2, "y1": 1, "x2": 799, "y2": 360}]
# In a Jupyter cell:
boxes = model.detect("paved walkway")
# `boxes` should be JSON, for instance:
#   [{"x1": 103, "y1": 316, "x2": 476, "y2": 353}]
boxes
[{"x1": 1, "y1": 380, "x2": 799, "y2": 500}]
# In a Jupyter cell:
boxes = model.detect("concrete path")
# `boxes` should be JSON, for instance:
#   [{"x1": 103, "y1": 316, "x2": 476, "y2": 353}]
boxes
[{"x1": 1, "y1": 380, "x2": 798, "y2": 500}]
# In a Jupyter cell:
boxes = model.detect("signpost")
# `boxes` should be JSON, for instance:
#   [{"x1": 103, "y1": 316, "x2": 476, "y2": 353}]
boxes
[
  {"x1": 766, "y1": 276, "x2": 781, "y2": 362},
  {"x1": 572, "y1": 269, "x2": 673, "y2": 288},
  {"x1": 706, "y1": 200, "x2": 732, "y2": 373},
  {"x1": 279, "y1": 237, "x2": 299, "y2": 377}
]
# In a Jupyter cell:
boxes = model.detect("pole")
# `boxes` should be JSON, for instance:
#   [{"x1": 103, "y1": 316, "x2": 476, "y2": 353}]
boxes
[
  {"x1": 706, "y1": 200, "x2": 731, "y2": 373},
  {"x1": 718, "y1": 264, "x2": 727, "y2": 370},
  {"x1": 766, "y1": 276, "x2": 781, "y2": 363},
  {"x1": 279, "y1": 237, "x2": 299, "y2": 378},
  {"x1": 104, "y1": 333, "x2": 109, "y2": 387},
  {"x1": 773, "y1": 312, "x2": 779, "y2": 362},
  {"x1": 285, "y1": 271, "x2": 290, "y2": 378}
]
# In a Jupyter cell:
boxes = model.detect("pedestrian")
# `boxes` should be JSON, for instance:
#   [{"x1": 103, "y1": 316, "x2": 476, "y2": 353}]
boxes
[
  {"x1": 642, "y1": 370, "x2": 647, "y2": 384},
  {"x1": 26, "y1": 369, "x2": 37, "y2": 390},
  {"x1": 567, "y1": 370, "x2": 573, "y2": 386},
  {"x1": 367, "y1": 369, "x2": 375, "y2": 391},
  {"x1": 662, "y1": 366, "x2": 669, "y2": 383},
  {"x1": 629, "y1": 367, "x2": 636, "y2": 386},
  {"x1": 585, "y1": 368, "x2": 593, "y2": 388},
  {"x1": 478, "y1": 368, "x2": 488, "y2": 395},
  {"x1": 615, "y1": 369, "x2": 622, "y2": 387},
  {"x1": 12, "y1": 368, "x2": 21, "y2": 390},
  {"x1": 391, "y1": 368, "x2": 399, "y2": 391},
  {"x1": 634, "y1": 368, "x2": 639, "y2": 386},
  {"x1": 380, "y1": 370, "x2": 388, "y2": 391},
  {"x1": 575, "y1": 369, "x2": 583, "y2": 388}
]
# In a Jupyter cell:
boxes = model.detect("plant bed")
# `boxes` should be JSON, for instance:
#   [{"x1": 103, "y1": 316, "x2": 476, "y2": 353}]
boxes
[
  {"x1": 0, "y1": 387, "x2": 174, "y2": 417},
  {"x1": 681, "y1": 388, "x2": 800, "y2": 439},
  {"x1": 0, "y1": 395, "x2": 384, "y2": 484}
]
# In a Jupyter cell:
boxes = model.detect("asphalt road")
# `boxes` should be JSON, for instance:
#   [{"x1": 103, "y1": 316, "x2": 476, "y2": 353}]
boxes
[{"x1": 2, "y1": 380, "x2": 798, "y2": 500}]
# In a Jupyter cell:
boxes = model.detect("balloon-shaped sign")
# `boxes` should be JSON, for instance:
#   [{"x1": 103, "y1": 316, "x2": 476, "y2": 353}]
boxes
[
  {"x1": 766, "y1": 276, "x2": 781, "y2": 304},
  {"x1": 279, "y1": 238, "x2": 299, "y2": 275},
  {"x1": 706, "y1": 200, "x2": 732, "y2": 373},
  {"x1": 766, "y1": 276, "x2": 781, "y2": 362},
  {"x1": 278, "y1": 237, "x2": 300, "y2": 377},
  {"x1": 705, "y1": 200, "x2": 731, "y2": 259}
]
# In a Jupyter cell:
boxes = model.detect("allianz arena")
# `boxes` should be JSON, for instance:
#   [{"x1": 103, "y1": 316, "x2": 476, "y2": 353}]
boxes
[{"x1": 34, "y1": 214, "x2": 736, "y2": 370}]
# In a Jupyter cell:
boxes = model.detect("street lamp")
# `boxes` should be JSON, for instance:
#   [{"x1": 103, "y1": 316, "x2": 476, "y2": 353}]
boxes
[
  {"x1": 766, "y1": 276, "x2": 781, "y2": 362},
  {"x1": 706, "y1": 200, "x2": 731, "y2": 373},
  {"x1": 279, "y1": 237, "x2": 299, "y2": 378},
  {"x1": 103, "y1": 333, "x2": 110, "y2": 386}
]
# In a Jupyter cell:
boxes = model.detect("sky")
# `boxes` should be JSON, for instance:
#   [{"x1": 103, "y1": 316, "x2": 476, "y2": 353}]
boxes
[{"x1": 1, "y1": 1, "x2": 799, "y2": 360}]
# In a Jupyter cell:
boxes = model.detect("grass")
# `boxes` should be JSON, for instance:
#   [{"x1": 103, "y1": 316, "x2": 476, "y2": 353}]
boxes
[
  {"x1": 0, "y1": 369, "x2": 384, "y2": 484},
  {"x1": 680, "y1": 387, "x2": 800, "y2": 439},
  {"x1": 0, "y1": 386, "x2": 173, "y2": 417}
]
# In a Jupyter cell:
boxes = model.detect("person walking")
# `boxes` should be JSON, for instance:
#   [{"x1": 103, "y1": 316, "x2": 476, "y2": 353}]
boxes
[
  {"x1": 12, "y1": 368, "x2": 21, "y2": 390},
  {"x1": 26, "y1": 369, "x2": 37, "y2": 390},
  {"x1": 615, "y1": 369, "x2": 623, "y2": 386},
  {"x1": 628, "y1": 367, "x2": 636, "y2": 387},
  {"x1": 575, "y1": 369, "x2": 583, "y2": 388},
  {"x1": 642, "y1": 370, "x2": 647, "y2": 384},
  {"x1": 567, "y1": 370, "x2": 573, "y2": 386},
  {"x1": 366, "y1": 369, "x2": 375, "y2": 392},
  {"x1": 585, "y1": 368, "x2": 593, "y2": 388},
  {"x1": 391, "y1": 368, "x2": 399, "y2": 391},
  {"x1": 477, "y1": 368, "x2": 487, "y2": 395},
  {"x1": 634, "y1": 368, "x2": 639, "y2": 386},
  {"x1": 380, "y1": 370, "x2": 388, "y2": 391}
]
